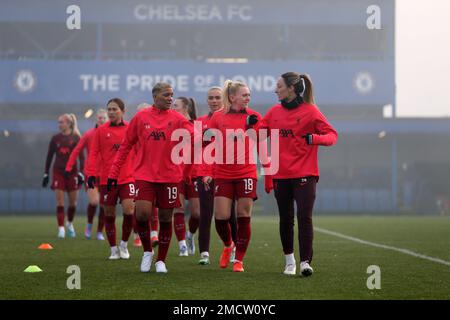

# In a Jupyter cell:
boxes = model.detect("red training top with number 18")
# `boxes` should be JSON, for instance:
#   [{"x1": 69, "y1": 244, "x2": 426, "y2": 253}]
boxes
[{"x1": 207, "y1": 108, "x2": 262, "y2": 180}]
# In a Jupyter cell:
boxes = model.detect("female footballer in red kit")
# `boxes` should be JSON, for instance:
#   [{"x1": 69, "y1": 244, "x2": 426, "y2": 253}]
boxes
[
  {"x1": 258, "y1": 72, "x2": 338, "y2": 276},
  {"x1": 131, "y1": 102, "x2": 159, "y2": 248},
  {"x1": 65, "y1": 109, "x2": 107, "y2": 240},
  {"x1": 196, "y1": 87, "x2": 238, "y2": 265},
  {"x1": 43, "y1": 113, "x2": 84, "y2": 238},
  {"x1": 172, "y1": 96, "x2": 200, "y2": 257},
  {"x1": 86, "y1": 98, "x2": 136, "y2": 260},
  {"x1": 204, "y1": 80, "x2": 261, "y2": 272},
  {"x1": 109, "y1": 82, "x2": 194, "y2": 274}
]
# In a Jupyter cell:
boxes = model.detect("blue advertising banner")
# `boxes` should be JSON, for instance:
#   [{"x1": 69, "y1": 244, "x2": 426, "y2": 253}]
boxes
[{"x1": 0, "y1": 60, "x2": 394, "y2": 106}]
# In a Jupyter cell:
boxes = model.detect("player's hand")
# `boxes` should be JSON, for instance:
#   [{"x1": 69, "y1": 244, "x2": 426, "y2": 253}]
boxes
[
  {"x1": 64, "y1": 171, "x2": 70, "y2": 179},
  {"x1": 107, "y1": 178, "x2": 118, "y2": 192},
  {"x1": 302, "y1": 133, "x2": 313, "y2": 145},
  {"x1": 77, "y1": 172, "x2": 85, "y2": 186},
  {"x1": 265, "y1": 175, "x2": 273, "y2": 194},
  {"x1": 203, "y1": 176, "x2": 213, "y2": 191},
  {"x1": 87, "y1": 176, "x2": 96, "y2": 189},
  {"x1": 42, "y1": 174, "x2": 49, "y2": 188},
  {"x1": 183, "y1": 175, "x2": 192, "y2": 185},
  {"x1": 246, "y1": 114, "x2": 258, "y2": 126}
]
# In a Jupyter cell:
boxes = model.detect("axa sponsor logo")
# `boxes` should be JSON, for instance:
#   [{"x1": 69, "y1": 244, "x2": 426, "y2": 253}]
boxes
[
  {"x1": 147, "y1": 130, "x2": 166, "y2": 141},
  {"x1": 280, "y1": 129, "x2": 294, "y2": 138}
]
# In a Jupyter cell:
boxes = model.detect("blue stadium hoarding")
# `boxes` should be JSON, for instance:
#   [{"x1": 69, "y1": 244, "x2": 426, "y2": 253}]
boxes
[
  {"x1": 1, "y1": 60, "x2": 394, "y2": 106},
  {"x1": 0, "y1": 0, "x2": 395, "y2": 108}
]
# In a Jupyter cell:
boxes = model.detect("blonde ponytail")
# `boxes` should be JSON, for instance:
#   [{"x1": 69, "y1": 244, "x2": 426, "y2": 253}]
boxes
[
  {"x1": 222, "y1": 80, "x2": 248, "y2": 113},
  {"x1": 222, "y1": 80, "x2": 233, "y2": 113},
  {"x1": 65, "y1": 113, "x2": 81, "y2": 138}
]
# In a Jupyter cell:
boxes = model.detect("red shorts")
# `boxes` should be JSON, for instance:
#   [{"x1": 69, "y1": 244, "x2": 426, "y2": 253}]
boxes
[
  {"x1": 51, "y1": 171, "x2": 80, "y2": 192},
  {"x1": 179, "y1": 179, "x2": 199, "y2": 200},
  {"x1": 100, "y1": 183, "x2": 135, "y2": 206},
  {"x1": 214, "y1": 178, "x2": 258, "y2": 201},
  {"x1": 134, "y1": 180, "x2": 181, "y2": 209}
]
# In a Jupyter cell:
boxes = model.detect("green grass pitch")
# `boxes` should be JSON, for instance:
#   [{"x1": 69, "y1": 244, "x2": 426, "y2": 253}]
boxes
[{"x1": 1, "y1": 215, "x2": 450, "y2": 299}]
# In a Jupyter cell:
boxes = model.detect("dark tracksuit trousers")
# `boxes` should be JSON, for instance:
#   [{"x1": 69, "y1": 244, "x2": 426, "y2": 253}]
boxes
[{"x1": 273, "y1": 177, "x2": 317, "y2": 263}]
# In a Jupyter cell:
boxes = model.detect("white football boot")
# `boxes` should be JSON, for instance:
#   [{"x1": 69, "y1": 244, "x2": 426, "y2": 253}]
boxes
[
  {"x1": 155, "y1": 260, "x2": 168, "y2": 273},
  {"x1": 109, "y1": 246, "x2": 120, "y2": 260},
  {"x1": 119, "y1": 240, "x2": 130, "y2": 259},
  {"x1": 300, "y1": 261, "x2": 314, "y2": 277},
  {"x1": 140, "y1": 251, "x2": 153, "y2": 273}
]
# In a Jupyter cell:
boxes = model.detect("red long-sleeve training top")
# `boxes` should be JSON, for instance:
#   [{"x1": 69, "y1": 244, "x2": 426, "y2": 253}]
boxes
[
  {"x1": 257, "y1": 103, "x2": 338, "y2": 179},
  {"x1": 45, "y1": 133, "x2": 82, "y2": 174},
  {"x1": 207, "y1": 108, "x2": 262, "y2": 180},
  {"x1": 65, "y1": 127, "x2": 96, "y2": 174},
  {"x1": 109, "y1": 106, "x2": 194, "y2": 183},
  {"x1": 86, "y1": 121, "x2": 134, "y2": 186}
]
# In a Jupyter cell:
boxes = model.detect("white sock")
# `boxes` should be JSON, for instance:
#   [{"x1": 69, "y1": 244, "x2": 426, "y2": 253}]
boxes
[
  {"x1": 200, "y1": 251, "x2": 209, "y2": 258},
  {"x1": 58, "y1": 226, "x2": 65, "y2": 232},
  {"x1": 186, "y1": 231, "x2": 193, "y2": 238},
  {"x1": 150, "y1": 231, "x2": 158, "y2": 238},
  {"x1": 179, "y1": 240, "x2": 187, "y2": 249},
  {"x1": 285, "y1": 253, "x2": 295, "y2": 266},
  {"x1": 67, "y1": 222, "x2": 73, "y2": 228},
  {"x1": 120, "y1": 240, "x2": 127, "y2": 247},
  {"x1": 111, "y1": 245, "x2": 118, "y2": 251}
]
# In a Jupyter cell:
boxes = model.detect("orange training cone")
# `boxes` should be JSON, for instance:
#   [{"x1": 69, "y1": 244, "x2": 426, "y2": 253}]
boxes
[{"x1": 38, "y1": 243, "x2": 53, "y2": 250}]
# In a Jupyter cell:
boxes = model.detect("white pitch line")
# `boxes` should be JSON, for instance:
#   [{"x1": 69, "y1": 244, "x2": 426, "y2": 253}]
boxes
[{"x1": 315, "y1": 227, "x2": 450, "y2": 267}]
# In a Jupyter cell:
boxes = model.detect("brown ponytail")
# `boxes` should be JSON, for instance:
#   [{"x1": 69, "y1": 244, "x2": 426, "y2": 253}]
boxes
[
  {"x1": 176, "y1": 97, "x2": 197, "y2": 120},
  {"x1": 281, "y1": 72, "x2": 316, "y2": 105},
  {"x1": 188, "y1": 98, "x2": 197, "y2": 120},
  {"x1": 300, "y1": 74, "x2": 315, "y2": 105}
]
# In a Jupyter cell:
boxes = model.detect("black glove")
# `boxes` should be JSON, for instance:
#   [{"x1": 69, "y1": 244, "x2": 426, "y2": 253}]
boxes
[
  {"x1": 246, "y1": 114, "x2": 258, "y2": 126},
  {"x1": 107, "y1": 178, "x2": 118, "y2": 192},
  {"x1": 42, "y1": 174, "x2": 49, "y2": 188},
  {"x1": 302, "y1": 134, "x2": 313, "y2": 145},
  {"x1": 87, "y1": 176, "x2": 96, "y2": 189},
  {"x1": 64, "y1": 171, "x2": 70, "y2": 179},
  {"x1": 77, "y1": 172, "x2": 85, "y2": 186}
]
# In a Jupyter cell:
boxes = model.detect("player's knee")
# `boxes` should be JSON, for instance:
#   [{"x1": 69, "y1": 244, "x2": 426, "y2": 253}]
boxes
[
  {"x1": 237, "y1": 210, "x2": 251, "y2": 218},
  {"x1": 159, "y1": 209, "x2": 173, "y2": 223},
  {"x1": 104, "y1": 206, "x2": 115, "y2": 217}
]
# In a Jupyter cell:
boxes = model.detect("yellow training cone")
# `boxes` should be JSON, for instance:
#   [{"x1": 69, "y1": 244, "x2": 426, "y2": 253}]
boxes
[{"x1": 24, "y1": 265, "x2": 43, "y2": 273}]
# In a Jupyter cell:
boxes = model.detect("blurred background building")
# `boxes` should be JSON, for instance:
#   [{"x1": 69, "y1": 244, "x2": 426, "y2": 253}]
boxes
[{"x1": 1, "y1": 0, "x2": 449, "y2": 215}]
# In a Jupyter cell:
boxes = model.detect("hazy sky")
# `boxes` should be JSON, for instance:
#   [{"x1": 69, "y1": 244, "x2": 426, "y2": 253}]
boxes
[{"x1": 396, "y1": 0, "x2": 450, "y2": 117}]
